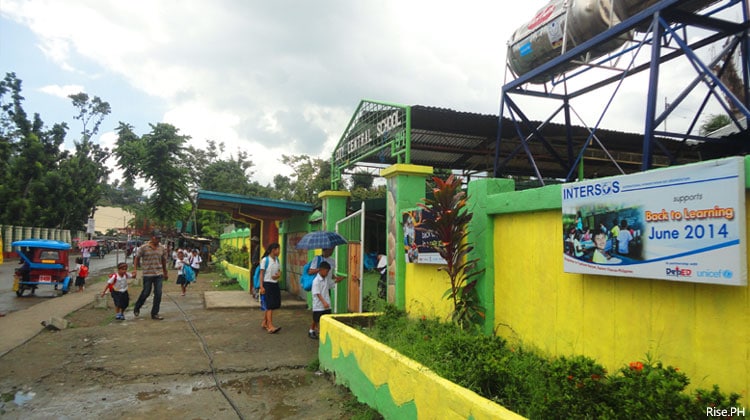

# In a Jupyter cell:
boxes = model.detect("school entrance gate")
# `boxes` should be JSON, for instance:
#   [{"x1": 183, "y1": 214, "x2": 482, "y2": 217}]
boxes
[{"x1": 336, "y1": 202, "x2": 364, "y2": 313}]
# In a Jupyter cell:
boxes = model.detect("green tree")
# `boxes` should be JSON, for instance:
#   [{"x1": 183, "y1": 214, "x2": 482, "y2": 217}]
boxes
[
  {"x1": 100, "y1": 179, "x2": 146, "y2": 209},
  {"x1": 56, "y1": 138, "x2": 111, "y2": 228},
  {"x1": 699, "y1": 114, "x2": 731, "y2": 136},
  {"x1": 348, "y1": 169, "x2": 386, "y2": 201},
  {"x1": 183, "y1": 141, "x2": 276, "y2": 235},
  {"x1": 113, "y1": 122, "x2": 190, "y2": 231},
  {"x1": 274, "y1": 154, "x2": 332, "y2": 206},
  {"x1": 69, "y1": 93, "x2": 111, "y2": 142},
  {"x1": 0, "y1": 72, "x2": 107, "y2": 231},
  {"x1": 351, "y1": 170, "x2": 374, "y2": 189},
  {"x1": 350, "y1": 184, "x2": 386, "y2": 202},
  {"x1": 199, "y1": 150, "x2": 255, "y2": 195},
  {"x1": 65, "y1": 92, "x2": 112, "y2": 233}
]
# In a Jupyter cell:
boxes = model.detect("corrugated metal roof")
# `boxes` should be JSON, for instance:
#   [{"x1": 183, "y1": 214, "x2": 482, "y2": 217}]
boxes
[
  {"x1": 706, "y1": 117, "x2": 747, "y2": 138},
  {"x1": 348, "y1": 105, "x2": 741, "y2": 179}
]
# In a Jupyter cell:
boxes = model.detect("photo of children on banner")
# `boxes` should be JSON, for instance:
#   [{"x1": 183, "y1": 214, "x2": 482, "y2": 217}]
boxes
[{"x1": 563, "y1": 208, "x2": 643, "y2": 264}]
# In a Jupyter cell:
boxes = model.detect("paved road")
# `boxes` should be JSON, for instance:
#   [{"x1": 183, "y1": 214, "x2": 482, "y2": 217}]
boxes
[{"x1": 0, "y1": 249, "x2": 129, "y2": 315}]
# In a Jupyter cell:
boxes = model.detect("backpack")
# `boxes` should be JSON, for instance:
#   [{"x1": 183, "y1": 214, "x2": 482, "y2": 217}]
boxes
[
  {"x1": 183, "y1": 264, "x2": 196, "y2": 283},
  {"x1": 253, "y1": 256, "x2": 270, "y2": 289},
  {"x1": 107, "y1": 274, "x2": 117, "y2": 292},
  {"x1": 301, "y1": 256, "x2": 322, "y2": 292}
]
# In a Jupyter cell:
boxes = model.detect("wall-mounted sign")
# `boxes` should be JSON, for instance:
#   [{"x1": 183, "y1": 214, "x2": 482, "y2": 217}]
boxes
[
  {"x1": 403, "y1": 209, "x2": 445, "y2": 264},
  {"x1": 562, "y1": 157, "x2": 747, "y2": 285}
]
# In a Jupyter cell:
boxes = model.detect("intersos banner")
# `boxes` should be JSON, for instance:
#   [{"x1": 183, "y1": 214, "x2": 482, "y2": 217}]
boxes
[{"x1": 561, "y1": 157, "x2": 747, "y2": 285}]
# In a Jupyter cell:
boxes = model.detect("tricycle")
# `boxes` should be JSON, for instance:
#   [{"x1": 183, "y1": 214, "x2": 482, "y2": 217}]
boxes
[{"x1": 12, "y1": 239, "x2": 72, "y2": 297}]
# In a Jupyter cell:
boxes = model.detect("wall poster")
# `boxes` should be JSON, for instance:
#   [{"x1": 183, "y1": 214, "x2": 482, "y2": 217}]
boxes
[
  {"x1": 562, "y1": 157, "x2": 746, "y2": 285},
  {"x1": 402, "y1": 208, "x2": 445, "y2": 264}
]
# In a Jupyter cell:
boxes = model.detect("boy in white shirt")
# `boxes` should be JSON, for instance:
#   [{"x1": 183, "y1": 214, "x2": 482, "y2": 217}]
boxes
[{"x1": 308, "y1": 261, "x2": 343, "y2": 339}]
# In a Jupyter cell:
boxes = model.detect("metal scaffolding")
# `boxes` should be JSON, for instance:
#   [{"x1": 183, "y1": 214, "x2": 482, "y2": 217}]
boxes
[{"x1": 496, "y1": 0, "x2": 750, "y2": 184}]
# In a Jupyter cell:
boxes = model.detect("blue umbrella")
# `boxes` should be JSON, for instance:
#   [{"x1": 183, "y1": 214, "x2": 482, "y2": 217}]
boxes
[{"x1": 296, "y1": 231, "x2": 348, "y2": 250}]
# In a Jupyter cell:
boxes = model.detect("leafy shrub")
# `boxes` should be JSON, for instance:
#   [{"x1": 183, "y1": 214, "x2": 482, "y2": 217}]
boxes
[
  {"x1": 529, "y1": 355, "x2": 614, "y2": 419},
  {"x1": 359, "y1": 306, "x2": 743, "y2": 419},
  {"x1": 213, "y1": 245, "x2": 248, "y2": 268},
  {"x1": 608, "y1": 358, "x2": 742, "y2": 419}
]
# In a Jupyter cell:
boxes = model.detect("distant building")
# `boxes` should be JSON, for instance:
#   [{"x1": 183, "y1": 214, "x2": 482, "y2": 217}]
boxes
[{"x1": 93, "y1": 206, "x2": 134, "y2": 234}]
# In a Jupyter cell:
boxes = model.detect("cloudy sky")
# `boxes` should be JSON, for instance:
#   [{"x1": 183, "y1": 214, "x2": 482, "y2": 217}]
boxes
[{"x1": 0, "y1": 1, "x2": 733, "y2": 186}]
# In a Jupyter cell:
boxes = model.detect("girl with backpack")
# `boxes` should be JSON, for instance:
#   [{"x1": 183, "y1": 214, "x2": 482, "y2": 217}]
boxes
[
  {"x1": 258, "y1": 243, "x2": 282, "y2": 334},
  {"x1": 175, "y1": 250, "x2": 193, "y2": 296}
]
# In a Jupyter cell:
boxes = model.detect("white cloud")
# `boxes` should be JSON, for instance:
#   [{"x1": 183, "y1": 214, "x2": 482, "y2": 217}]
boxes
[
  {"x1": 1, "y1": 0, "x2": 742, "y2": 189},
  {"x1": 38, "y1": 84, "x2": 85, "y2": 99}
]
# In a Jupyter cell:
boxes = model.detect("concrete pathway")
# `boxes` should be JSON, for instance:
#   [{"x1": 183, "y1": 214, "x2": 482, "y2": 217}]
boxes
[
  {"x1": 0, "y1": 276, "x2": 307, "y2": 358},
  {"x1": 0, "y1": 287, "x2": 100, "y2": 357}
]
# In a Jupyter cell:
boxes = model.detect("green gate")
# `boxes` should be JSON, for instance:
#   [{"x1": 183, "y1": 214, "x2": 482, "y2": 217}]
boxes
[{"x1": 335, "y1": 202, "x2": 364, "y2": 313}]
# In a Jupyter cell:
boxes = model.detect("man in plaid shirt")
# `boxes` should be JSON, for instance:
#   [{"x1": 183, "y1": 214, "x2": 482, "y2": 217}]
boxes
[{"x1": 133, "y1": 230, "x2": 169, "y2": 320}]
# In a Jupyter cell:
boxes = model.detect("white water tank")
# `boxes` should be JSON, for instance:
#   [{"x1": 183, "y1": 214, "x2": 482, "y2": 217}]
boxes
[
  {"x1": 507, "y1": 0, "x2": 719, "y2": 83},
  {"x1": 507, "y1": 0, "x2": 629, "y2": 83}
]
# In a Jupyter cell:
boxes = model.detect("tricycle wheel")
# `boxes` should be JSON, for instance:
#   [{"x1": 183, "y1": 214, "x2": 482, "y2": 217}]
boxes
[{"x1": 16, "y1": 286, "x2": 25, "y2": 297}]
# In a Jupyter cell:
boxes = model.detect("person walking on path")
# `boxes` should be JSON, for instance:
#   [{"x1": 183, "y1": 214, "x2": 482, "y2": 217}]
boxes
[
  {"x1": 133, "y1": 230, "x2": 169, "y2": 320},
  {"x1": 189, "y1": 249, "x2": 202, "y2": 280},
  {"x1": 175, "y1": 250, "x2": 191, "y2": 296},
  {"x1": 101, "y1": 262, "x2": 135, "y2": 321},
  {"x1": 258, "y1": 242, "x2": 282, "y2": 334}
]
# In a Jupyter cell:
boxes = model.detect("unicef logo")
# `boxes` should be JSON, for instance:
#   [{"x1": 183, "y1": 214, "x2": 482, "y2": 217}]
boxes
[{"x1": 722, "y1": 270, "x2": 733, "y2": 279}]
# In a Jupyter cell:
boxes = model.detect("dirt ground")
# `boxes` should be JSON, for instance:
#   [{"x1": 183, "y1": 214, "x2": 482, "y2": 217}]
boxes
[{"x1": 0, "y1": 270, "x2": 369, "y2": 419}]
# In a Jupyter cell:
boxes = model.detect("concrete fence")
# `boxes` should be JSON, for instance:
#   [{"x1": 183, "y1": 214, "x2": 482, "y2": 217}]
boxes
[{"x1": 1, "y1": 225, "x2": 86, "y2": 255}]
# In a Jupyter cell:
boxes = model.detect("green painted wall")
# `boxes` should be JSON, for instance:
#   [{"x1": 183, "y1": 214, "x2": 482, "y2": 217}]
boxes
[
  {"x1": 466, "y1": 178, "x2": 515, "y2": 334},
  {"x1": 320, "y1": 191, "x2": 351, "y2": 312},
  {"x1": 382, "y1": 164, "x2": 433, "y2": 309},
  {"x1": 319, "y1": 314, "x2": 525, "y2": 419}
]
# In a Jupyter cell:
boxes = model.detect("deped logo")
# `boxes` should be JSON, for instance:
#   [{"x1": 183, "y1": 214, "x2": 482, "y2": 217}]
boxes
[{"x1": 665, "y1": 266, "x2": 692, "y2": 277}]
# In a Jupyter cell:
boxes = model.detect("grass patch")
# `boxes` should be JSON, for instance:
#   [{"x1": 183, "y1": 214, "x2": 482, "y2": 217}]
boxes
[
  {"x1": 306, "y1": 357, "x2": 320, "y2": 372},
  {"x1": 100, "y1": 313, "x2": 116, "y2": 326},
  {"x1": 210, "y1": 273, "x2": 244, "y2": 291}
]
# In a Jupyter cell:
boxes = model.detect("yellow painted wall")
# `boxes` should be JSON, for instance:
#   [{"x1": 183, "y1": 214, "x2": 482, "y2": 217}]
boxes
[
  {"x1": 404, "y1": 261, "x2": 453, "y2": 320},
  {"x1": 220, "y1": 261, "x2": 250, "y2": 291},
  {"x1": 493, "y1": 203, "x2": 750, "y2": 402}
]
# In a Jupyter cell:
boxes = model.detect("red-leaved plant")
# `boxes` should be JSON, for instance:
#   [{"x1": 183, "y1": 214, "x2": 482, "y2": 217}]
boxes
[{"x1": 418, "y1": 174, "x2": 484, "y2": 328}]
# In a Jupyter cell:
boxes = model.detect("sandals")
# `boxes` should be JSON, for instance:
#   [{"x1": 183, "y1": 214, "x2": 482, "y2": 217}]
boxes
[{"x1": 268, "y1": 327, "x2": 282, "y2": 334}]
